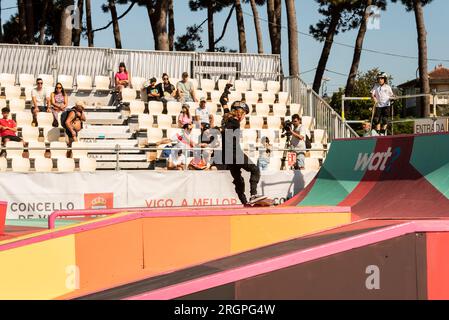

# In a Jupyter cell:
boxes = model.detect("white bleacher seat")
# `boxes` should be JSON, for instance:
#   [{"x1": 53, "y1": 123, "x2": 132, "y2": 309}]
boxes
[
  {"x1": 267, "y1": 80, "x2": 281, "y2": 93},
  {"x1": 6, "y1": 141, "x2": 23, "y2": 159},
  {"x1": 19, "y1": 74, "x2": 35, "y2": 88},
  {"x1": 50, "y1": 142, "x2": 68, "y2": 159},
  {"x1": 156, "y1": 115, "x2": 173, "y2": 129},
  {"x1": 167, "y1": 101, "x2": 182, "y2": 115},
  {"x1": 94, "y1": 76, "x2": 111, "y2": 91},
  {"x1": 121, "y1": 88, "x2": 137, "y2": 103},
  {"x1": 266, "y1": 116, "x2": 282, "y2": 129},
  {"x1": 0, "y1": 73, "x2": 16, "y2": 87},
  {"x1": 131, "y1": 77, "x2": 146, "y2": 90},
  {"x1": 260, "y1": 129, "x2": 277, "y2": 145},
  {"x1": 272, "y1": 103, "x2": 287, "y2": 116},
  {"x1": 218, "y1": 79, "x2": 232, "y2": 92},
  {"x1": 43, "y1": 127, "x2": 62, "y2": 142},
  {"x1": 195, "y1": 90, "x2": 206, "y2": 101},
  {"x1": 21, "y1": 126, "x2": 39, "y2": 142},
  {"x1": 129, "y1": 100, "x2": 145, "y2": 116},
  {"x1": 9, "y1": 99, "x2": 26, "y2": 113},
  {"x1": 313, "y1": 129, "x2": 326, "y2": 144},
  {"x1": 305, "y1": 157, "x2": 320, "y2": 171},
  {"x1": 191, "y1": 78, "x2": 199, "y2": 90},
  {"x1": 12, "y1": 158, "x2": 30, "y2": 173},
  {"x1": 228, "y1": 91, "x2": 242, "y2": 105},
  {"x1": 76, "y1": 75, "x2": 93, "y2": 91},
  {"x1": 251, "y1": 80, "x2": 265, "y2": 93},
  {"x1": 71, "y1": 141, "x2": 88, "y2": 159},
  {"x1": 278, "y1": 92, "x2": 290, "y2": 104},
  {"x1": 242, "y1": 129, "x2": 258, "y2": 145},
  {"x1": 38, "y1": 74, "x2": 54, "y2": 87},
  {"x1": 0, "y1": 157, "x2": 7, "y2": 172},
  {"x1": 15, "y1": 112, "x2": 33, "y2": 128},
  {"x1": 57, "y1": 75, "x2": 74, "y2": 90},
  {"x1": 249, "y1": 116, "x2": 264, "y2": 129},
  {"x1": 166, "y1": 128, "x2": 180, "y2": 139},
  {"x1": 206, "y1": 102, "x2": 218, "y2": 115},
  {"x1": 79, "y1": 157, "x2": 97, "y2": 172},
  {"x1": 23, "y1": 86, "x2": 33, "y2": 101},
  {"x1": 234, "y1": 80, "x2": 249, "y2": 92},
  {"x1": 57, "y1": 157, "x2": 75, "y2": 172},
  {"x1": 186, "y1": 101, "x2": 196, "y2": 110},
  {"x1": 302, "y1": 116, "x2": 314, "y2": 130},
  {"x1": 200, "y1": 79, "x2": 216, "y2": 92},
  {"x1": 289, "y1": 103, "x2": 302, "y2": 116},
  {"x1": 255, "y1": 103, "x2": 270, "y2": 117},
  {"x1": 267, "y1": 156, "x2": 282, "y2": 171},
  {"x1": 261, "y1": 92, "x2": 276, "y2": 104},
  {"x1": 310, "y1": 143, "x2": 325, "y2": 160},
  {"x1": 148, "y1": 101, "x2": 164, "y2": 115},
  {"x1": 34, "y1": 158, "x2": 53, "y2": 172},
  {"x1": 138, "y1": 114, "x2": 153, "y2": 129},
  {"x1": 244, "y1": 91, "x2": 259, "y2": 105},
  {"x1": 28, "y1": 141, "x2": 46, "y2": 159},
  {"x1": 0, "y1": 99, "x2": 6, "y2": 108},
  {"x1": 147, "y1": 128, "x2": 164, "y2": 144},
  {"x1": 210, "y1": 91, "x2": 221, "y2": 103},
  {"x1": 214, "y1": 114, "x2": 223, "y2": 127},
  {"x1": 5, "y1": 86, "x2": 22, "y2": 100},
  {"x1": 37, "y1": 112, "x2": 54, "y2": 128}
]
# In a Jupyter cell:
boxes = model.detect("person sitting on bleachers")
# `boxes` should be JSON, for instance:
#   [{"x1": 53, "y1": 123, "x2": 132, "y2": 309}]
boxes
[
  {"x1": 157, "y1": 73, "x2": 177, "y2": 103},
  {"x1": 0, "y1": 107, "x2": 23, "y2": 145},
  {"x1": 62, "y1": 101, "x2": 86, "y2": 145},
  {"x1": 146, "y1": 77, "x2": 161, "y2": 102},
  {"x1": 115, "y1": 62, "x2": 132, "y2": 93},
  {"x1": 50, "y1": 82, "x2": 68, "y2": 127},
  {"x1": 177, "y1": 72, "x2": 198, "y2": 103},
  {"x1": 178, "y1": 104, "x2": 192, "y2": 128},
  {"x1": 195, "y1": 97, "x2": 214, "y2": 128},
  {"x1": 31, "y1": 78, "x2": 50, "y2": 126},
  {"x1": 220, "y1": 83, "x2": 233, "y2": 111}
]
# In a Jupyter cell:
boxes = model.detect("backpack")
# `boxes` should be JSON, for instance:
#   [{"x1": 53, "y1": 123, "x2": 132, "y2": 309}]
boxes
[
  {"x1": 160, "y1": 145, "x2": 172, "y2": 159},
  {"x1": 305, "y1": 134, "x2": 312, "y2": 150},
  {"x1": 60, "y1": 108, "x2": 74, "y2": 129}
]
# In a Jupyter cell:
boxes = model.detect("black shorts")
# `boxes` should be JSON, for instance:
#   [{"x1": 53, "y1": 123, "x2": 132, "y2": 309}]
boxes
[
  {"x1": 374, "y1": 106, "x2": 391, "y2": 126},
  {"x1": 2, "y1": 135, "x2": 22, "y2": 143},
  {"x1": 65, "y1": 128, "x2": 77, "y2": 139}
]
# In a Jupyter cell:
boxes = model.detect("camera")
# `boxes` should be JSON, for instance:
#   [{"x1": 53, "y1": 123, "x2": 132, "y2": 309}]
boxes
[{"x1": 281, "y1": 120, "x2": 293, "y2": 138}]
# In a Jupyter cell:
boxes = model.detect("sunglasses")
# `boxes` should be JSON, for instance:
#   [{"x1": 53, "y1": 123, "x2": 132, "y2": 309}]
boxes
[
  {"x1": 56, "y1": 87, "x2": 62, "y2": 89},
  {"x1": 37, "y1": 82, "x2": 43, "y2": 85},
  {"x1": 163, "y1": 78, "x2": 169, "y2": 80}
]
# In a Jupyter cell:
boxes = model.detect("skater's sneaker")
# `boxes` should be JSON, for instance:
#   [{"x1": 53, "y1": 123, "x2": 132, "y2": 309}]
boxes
[{"x1": 249, "y1": 195, "x2": 268, "y2": 204}]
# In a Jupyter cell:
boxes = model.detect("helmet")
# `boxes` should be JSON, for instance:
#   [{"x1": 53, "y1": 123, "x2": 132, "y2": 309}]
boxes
[
  {"x1": 377, "y1": 72, "x2": 388, "y2": 80},
  {"x1": 231, "y1": 101, "x2": 250, "y2": 114}
]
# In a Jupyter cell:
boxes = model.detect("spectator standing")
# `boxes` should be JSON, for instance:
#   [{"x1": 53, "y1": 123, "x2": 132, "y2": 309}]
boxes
[
  {"x1": 147, "y1": 78, "x2": 161, "y2": 102},
  {"x1": 289, "y1": 114, "x2": 307, "y2": 170},
  {"x1": 195, "y1": 97, "x2": 214, "y2": 128},
  {"x1": 0, "y1": 107, "x2": 23, "y2": 144},
  {"x1": 157, "y1": 73, "x2": 177, "y2": 103},
  {"x1": 50, "y1": 83, "x2": 68, "y2": 127},
  {"x1": 257, "y1": 137, "x2": 272, "y2": 171},
  {"x1": 177, "y1": 72, "x2": 197, "y2": 103},
  {"x1": 178, "y1": 104, "x2": 192, "y2": 128},
  {"x1": 31, "y1": 78, "x2": 50, "y2": 126}
]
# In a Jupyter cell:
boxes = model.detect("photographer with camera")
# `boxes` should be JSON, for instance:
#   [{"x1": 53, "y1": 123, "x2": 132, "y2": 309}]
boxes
[
  {"x1": 288, "y1": 114, "x2": 308, "y2": 170},
  {"x1": 221, "y1": 101, "x2": 266, "y2": 206}
]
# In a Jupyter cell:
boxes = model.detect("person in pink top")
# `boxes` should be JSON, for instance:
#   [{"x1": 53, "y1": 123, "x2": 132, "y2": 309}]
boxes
[
  {"x1": 115, "y1": 62, "x2": 133, "y2": 95},
  {"x1": 177, "y1": 104, "x2": 193, "y2": 128}
]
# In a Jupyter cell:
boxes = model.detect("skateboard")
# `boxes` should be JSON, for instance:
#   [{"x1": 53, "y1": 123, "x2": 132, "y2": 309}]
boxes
[{"x1": 245, "y1": 198, "x2": 275, "y2": 207}]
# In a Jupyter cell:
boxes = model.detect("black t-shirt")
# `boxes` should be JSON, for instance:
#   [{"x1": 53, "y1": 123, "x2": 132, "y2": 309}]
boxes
[
  {"x1": 156, "y1": 82, "x2": 175, "y2": 96},
  {"x1": 220, "y1": 88, "x2": 231, "y2": 106},
  {"x1": 221, "y1": 117, "x2": 247, "y2": 165},
  {"x1": 147, "y1": 85, "x2": 161, "y2": 101}
]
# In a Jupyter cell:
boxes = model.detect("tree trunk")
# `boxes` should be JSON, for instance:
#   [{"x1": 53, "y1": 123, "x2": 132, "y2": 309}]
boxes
[
  {"x1": 86, "y1": 0, "x2": 94, "y2": 47},
  {"x1": 0, "y1": 0, "x2": 2, "y2": 42},
  {"x1": 413, "y1": 0, "x2": 430, "y2": 117},
  {"x1": 25, "y1": 0, "x2": 34, "y2": 43},
  {"x1": 59, "y1": 0, "x2": 74, "y2": 46},
  {"x1": 267, "y1": 0, "x2": 282, "y2": 54},
  {"x1": 207, "y1": 1, "x2": 215, "y2": 52},
  {"x1": 72, "y1": 0, "x2": 84, "y2": 46},
  {"x1": 235, "y1": 0, "x2": 247, "y2": 53},
  {"x1": 18, "y1": 0, "x2": 27, "y2": 43},
  {"x1": 249, "y1": 0, "x2": 263, "y2": 54},
  {"x1": 285, "y1": 0, "x2": 299, "y2": 76},
  {"x1": 38, "y1": 0, "x2": 50, "y2": 44},
  {"x1": 168, "y1": 0, "x2": 175, "y2": 51},
  {"x1": 312, "y1": 11, "x2": 340, "y2": 93},
  {"x1": 345, "y1": 0, "x2": 372, "y2": 97},
  {"x1": 146, "y1": 0, "x2": 169, "y2": 51},
  {"x1": 109, "y1": 0, "x2": 122, "y2": 49}
]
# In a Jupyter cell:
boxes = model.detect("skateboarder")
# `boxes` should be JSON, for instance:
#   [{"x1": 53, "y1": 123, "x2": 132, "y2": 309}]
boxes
[{"x1": 371, "y1": 72, "x2": 394, "y2": 135}]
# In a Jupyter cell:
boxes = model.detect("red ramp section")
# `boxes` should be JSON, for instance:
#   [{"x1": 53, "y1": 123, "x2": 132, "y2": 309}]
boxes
[{"x1": 0, "y1": 202, "x2": 6, "y2": 235}]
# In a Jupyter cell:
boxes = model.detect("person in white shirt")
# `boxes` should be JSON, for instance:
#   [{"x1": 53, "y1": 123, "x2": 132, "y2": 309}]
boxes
[
  {"x1": 31, "y1": 78, "x2": 50, "y2": 126},
  {"x1": 289, "y1": 114, "x2": 308, "y2": 170},
  {"x1": 371, "y1": 72, "x2": 394, "y2": 135},
  {"x1": 195, "y1": 97, "x2": 214, "y2": 128}
]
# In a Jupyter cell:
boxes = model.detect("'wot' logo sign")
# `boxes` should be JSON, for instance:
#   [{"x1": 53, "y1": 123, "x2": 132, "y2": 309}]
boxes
[{"x1": 354, "y1": 147, "x2": 401, "y2": 172}]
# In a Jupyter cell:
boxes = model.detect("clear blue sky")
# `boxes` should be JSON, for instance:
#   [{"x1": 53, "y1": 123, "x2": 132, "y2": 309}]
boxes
[{"x1": 1, "y1": 0, "x2": 448, "y2": 94}]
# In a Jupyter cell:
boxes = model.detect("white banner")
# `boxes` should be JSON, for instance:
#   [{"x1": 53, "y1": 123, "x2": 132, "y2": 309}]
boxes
[{"x1": 0, "y1": 170, "x2": 317, "y2": 219}]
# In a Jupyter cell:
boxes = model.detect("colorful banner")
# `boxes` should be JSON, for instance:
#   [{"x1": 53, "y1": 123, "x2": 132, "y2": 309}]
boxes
[{"x1": 0, "y1": 170, "x2": 317, "y2": 219}]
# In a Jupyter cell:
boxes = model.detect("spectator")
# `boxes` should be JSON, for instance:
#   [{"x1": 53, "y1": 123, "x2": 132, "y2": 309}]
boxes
[
  {"x1": 146, "y1": 77, "x2": 161, "y2": 102},
  {"x1": 157, "y1": 73, "x2": 177, "y2": 103},
  {"x1": 0, "y1": 107, "x2": 23, "y2": 145},
  {"x1": 31, "y1": 78, "x2": 50, "y2": 126},
  {"x1": 50, "y1": 82, "x2": 68, "y2": 127},
  {"x1": 177, "y1": 72, "x2": 197, "y2": 103},
  {"x1": 178, "y1": 104, "x2": 192, "y2": 128},
  {"x1": 195, "y1": 97, "x2": 214, "y2": 128},
  {"x1": 289, "y1": 114, "x2": 307, "y2": 170},
  {"x1": 115, "y1": 62, "x2": 132, "y2": 94},
  {"x1": 220, "y1": 83, "x2": 233, "y2": 111},
  {"x1": 363, "y1": 121, "x2": 379, "y2": 137},
  {"x1": 258, "y1": 136, "x2": 271, "y2": 171},
  {"x1": 62, "y1": 101, "x2": 86, "y2": 145}
]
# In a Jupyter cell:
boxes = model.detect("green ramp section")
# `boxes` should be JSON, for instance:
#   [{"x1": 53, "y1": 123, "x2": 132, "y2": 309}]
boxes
[
  {"x1": 411, "y1": 134, "x2": 449, "y2": 199},
  {"x1": 300, "y1": 138, "x2": 377, "y2": 206}
]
